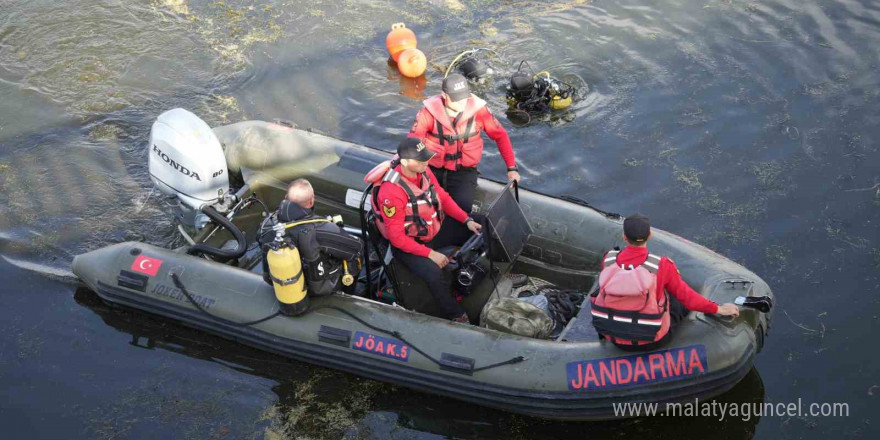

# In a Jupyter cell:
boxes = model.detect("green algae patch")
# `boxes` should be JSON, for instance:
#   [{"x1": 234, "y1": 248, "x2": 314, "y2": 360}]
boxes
[
  {"x1": 256, "y1": 371, "x2": 392, "y2": 439},
  {"x1": 673, "y1": 166, "x2": 704, "y2": 193},
  {"x1": 750, "y1": 161, "x2": 790, "y2": 194},
  {"x1": 764, "y1": 245, "x2": 791, "y2": 272},
  {"x1": 200, "y1": 94, "x2": 244, "y2": 124},
  {"x1": 88, "y1": 122, "x2": 129, "y2": 141},
  {"x1": 444, "y1": 0, "x2": 468, "y2": 12},
  {"x1": 157, "y1": 0, "x2": 190, "y2": 15},
  {"x1": 623, "y1": 158, "x2": 643, "y2": 167},
  {"x1": 658, "y1": 147, "x2": 680, "y2": 164},
  {"x1": 479, "y1": 20, "x2": 499, "y2": 38}
]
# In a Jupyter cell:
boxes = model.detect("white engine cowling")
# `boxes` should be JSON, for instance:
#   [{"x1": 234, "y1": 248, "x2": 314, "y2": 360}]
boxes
[{"x1": 149, "y1": 108, "x2": 229, "y2": 210}]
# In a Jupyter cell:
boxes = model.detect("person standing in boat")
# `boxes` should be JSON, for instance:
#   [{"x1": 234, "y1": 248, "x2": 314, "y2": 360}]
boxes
[
  {"x1": 590, "y1": 214, "x2": 740, "y2": 350},
  {"x1": 367, "y1": 137, "x2": 482, "y2": 322},
  {"x1": 408, "y1": 73, "x2": 520, "y2": 216},
  {"x1": 262, "y1": 179, "x2": 363, "y2": 296}
]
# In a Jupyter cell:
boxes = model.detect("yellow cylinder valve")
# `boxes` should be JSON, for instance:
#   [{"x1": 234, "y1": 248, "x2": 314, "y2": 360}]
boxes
[
  {"x1": 342, "y1": 259, "x2": 354, "y2": 287},
  {"x1": 266, "y1": 245, "x2": 309, "y2": 316}
]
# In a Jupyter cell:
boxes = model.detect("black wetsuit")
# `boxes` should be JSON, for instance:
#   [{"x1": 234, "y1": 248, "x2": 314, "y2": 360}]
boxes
[{"x1": 263, "y1": 201, "x2": 362, "y2": 296}]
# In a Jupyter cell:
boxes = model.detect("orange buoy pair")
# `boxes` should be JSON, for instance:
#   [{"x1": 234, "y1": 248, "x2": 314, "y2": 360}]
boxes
[{"x1": 386, "y1": 23, "x2": 426, "y2": 78}]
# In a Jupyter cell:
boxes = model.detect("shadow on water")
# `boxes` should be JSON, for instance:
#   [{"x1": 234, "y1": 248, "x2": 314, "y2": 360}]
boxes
[{"x1": 74, "y1": 286, "x2": 765, "y2": 440}]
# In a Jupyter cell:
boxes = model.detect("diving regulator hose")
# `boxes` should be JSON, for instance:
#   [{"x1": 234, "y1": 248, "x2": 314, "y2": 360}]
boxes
[{"x1": 444, "y1": 48, "x2": 497, "y2": 78}]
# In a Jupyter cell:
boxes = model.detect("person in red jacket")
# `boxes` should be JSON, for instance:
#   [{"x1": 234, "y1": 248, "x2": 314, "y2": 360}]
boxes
[
  {"x1": 602, "y1": 214, "x2": 739, "y2": 350},
  {"x1": 373, "y1": 137, "x2": 482, "y2": 322},
  {"x1": 408, "y1": 74, "x2": 520, "y2": 220}
]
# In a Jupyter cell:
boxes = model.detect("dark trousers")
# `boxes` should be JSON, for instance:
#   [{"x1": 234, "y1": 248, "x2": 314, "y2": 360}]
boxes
[
  {"x1": 430, "y1": 166, "x2": 479, "y2": 247},
  {"x1": 430, "y1": 166, "x2": 478, "y2": 213},
  {"x1": 392, "y1": 247, "x2": 464, "y2": 319}
]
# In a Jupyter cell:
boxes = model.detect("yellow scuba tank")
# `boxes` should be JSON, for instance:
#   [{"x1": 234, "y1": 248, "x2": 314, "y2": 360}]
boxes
[
  {"x1": 537, "y1": 71, "x2": 572, "y2": 110},
  {"x1": 267, "y1": 244, "x2": 309, "y2": 316},
  {"x1": 549, "y1": 94, "x2": 572, "y2": 110}
]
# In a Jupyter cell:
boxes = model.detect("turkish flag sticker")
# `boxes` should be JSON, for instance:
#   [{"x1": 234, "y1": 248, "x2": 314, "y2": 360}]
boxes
[{"x1": 131, "y1": 255, "x2": 163, "y2": 277}]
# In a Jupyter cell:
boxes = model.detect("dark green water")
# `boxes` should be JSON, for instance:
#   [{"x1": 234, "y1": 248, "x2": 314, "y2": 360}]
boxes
[{"x1": 1, "y1": 0, "x2": 877, "y2": 438}]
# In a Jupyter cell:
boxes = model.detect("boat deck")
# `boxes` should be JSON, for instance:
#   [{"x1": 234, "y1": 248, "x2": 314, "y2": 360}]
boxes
[{"x1": 558, "y1": 305, "x2": 600, "y2": 342}]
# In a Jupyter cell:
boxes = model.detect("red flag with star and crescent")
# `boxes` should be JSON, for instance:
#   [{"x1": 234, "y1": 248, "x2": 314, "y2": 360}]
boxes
[{"x1": 131, "y1": 255, "x2": 163, "y2": 277}]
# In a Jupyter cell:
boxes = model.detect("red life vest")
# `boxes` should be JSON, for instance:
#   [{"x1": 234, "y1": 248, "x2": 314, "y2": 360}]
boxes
[
  {"x1": 366, "y1": 163, "x2": 444, "y2": 242},
  {"x1": 590, "y1": 250, "x2": 671, "y2": 346},
  {"x1": 421, "y1": 95, "x2": 488, "y2": 170}
]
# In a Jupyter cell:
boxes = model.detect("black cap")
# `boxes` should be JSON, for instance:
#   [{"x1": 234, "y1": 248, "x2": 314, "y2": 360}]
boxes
[
  {"x1": 442, "y1": 73, "x2": 470, "y2": 102},
  {"x1": 398, "y1": 137, "x2": 435, "y2": 162},
  {"x1": 623, "y1": 214, "x2": 651, "y2": 243}
]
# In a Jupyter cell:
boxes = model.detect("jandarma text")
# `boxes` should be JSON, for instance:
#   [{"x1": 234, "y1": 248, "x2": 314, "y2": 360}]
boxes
[{"x1": 612, "y1": 398, "x2": 849, "y2": 420}]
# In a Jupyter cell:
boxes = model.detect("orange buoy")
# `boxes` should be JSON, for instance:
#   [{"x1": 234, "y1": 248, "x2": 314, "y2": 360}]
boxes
[
  {"x1": 386, "y1": 23, "x2": 417, "y2": 62},
  {"x1": 397, "y1": 48, "x2": 427, "y2": 78}
]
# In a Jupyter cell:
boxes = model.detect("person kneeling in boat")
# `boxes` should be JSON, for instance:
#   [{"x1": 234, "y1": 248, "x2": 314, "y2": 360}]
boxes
[
  {"x1": 264, "y1": 179, "x2": 363, "y2": 297},
  {"x1": 368, "y1": 137, "x2": 482, "y2": 323},
  {"x1": 590, "y1": 214, "x2": 739, "y2": 351}
]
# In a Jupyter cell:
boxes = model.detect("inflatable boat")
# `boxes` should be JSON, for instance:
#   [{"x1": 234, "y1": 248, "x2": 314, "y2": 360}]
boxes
[{"x1": 72, "y1": 109, "x2": 774, "y2": 420}]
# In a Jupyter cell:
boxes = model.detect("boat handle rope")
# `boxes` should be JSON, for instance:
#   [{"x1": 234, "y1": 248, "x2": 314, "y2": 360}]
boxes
[
  {"x1": 310, "y1": 305, "x2": 527, "y2": 373},
  {"x1": 170, "y1": 273, "x2": 526, "y2": 372},
  {"x1": 171, "y1": 273, "x2": 281, "y2": 327}
]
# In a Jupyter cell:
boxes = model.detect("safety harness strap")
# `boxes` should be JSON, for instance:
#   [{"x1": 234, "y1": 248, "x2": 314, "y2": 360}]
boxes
[
  {"x1": 602, "y1": 250, "x2": 661, "y2": 274},
  {"x1": 270, "y1": 267, "x2": 304, "y2": 286},
  {"x1": 430, "y1": 116, "x2": 476, "y2": 144},
  {"x1": 398, "y1": 174, "x2": 430, "y2": 237}
]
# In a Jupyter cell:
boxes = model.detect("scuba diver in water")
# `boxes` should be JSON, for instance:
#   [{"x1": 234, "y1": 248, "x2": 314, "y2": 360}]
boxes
[
  {"x1": 408, "y1": 73, "x2": 520, "y2": 213},
  {"x1": 590, "y1": 214, "x2": 740, "y2": 351},
  {"x1": 505, "y1": 61, "x2": 576, "y2": 116},
  {"x1": 262, "y1": 179, "x2": 363, "y2": 299},
  {"x1": 368, "y1": 137, "x2": 482, "y2": 322}
]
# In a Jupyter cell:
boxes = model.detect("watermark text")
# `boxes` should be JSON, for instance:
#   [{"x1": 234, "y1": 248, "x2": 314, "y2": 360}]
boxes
[{"x1": 613, "y1": 398, "x2": 849, "y2": 420}]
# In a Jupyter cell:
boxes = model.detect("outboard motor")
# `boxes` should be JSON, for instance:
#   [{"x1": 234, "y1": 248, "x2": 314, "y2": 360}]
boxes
[
  {"x1": 149, "y1": 108, "x2": 249, "y2": 261},
  {"x1": 150, "y1": 108, "x2": 230, "y2": 226}
]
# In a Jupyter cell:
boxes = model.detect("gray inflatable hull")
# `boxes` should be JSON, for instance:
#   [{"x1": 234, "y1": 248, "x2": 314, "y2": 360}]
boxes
[{"x1": 72, "y1": 121, "x2": 774, "y2": 420}]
